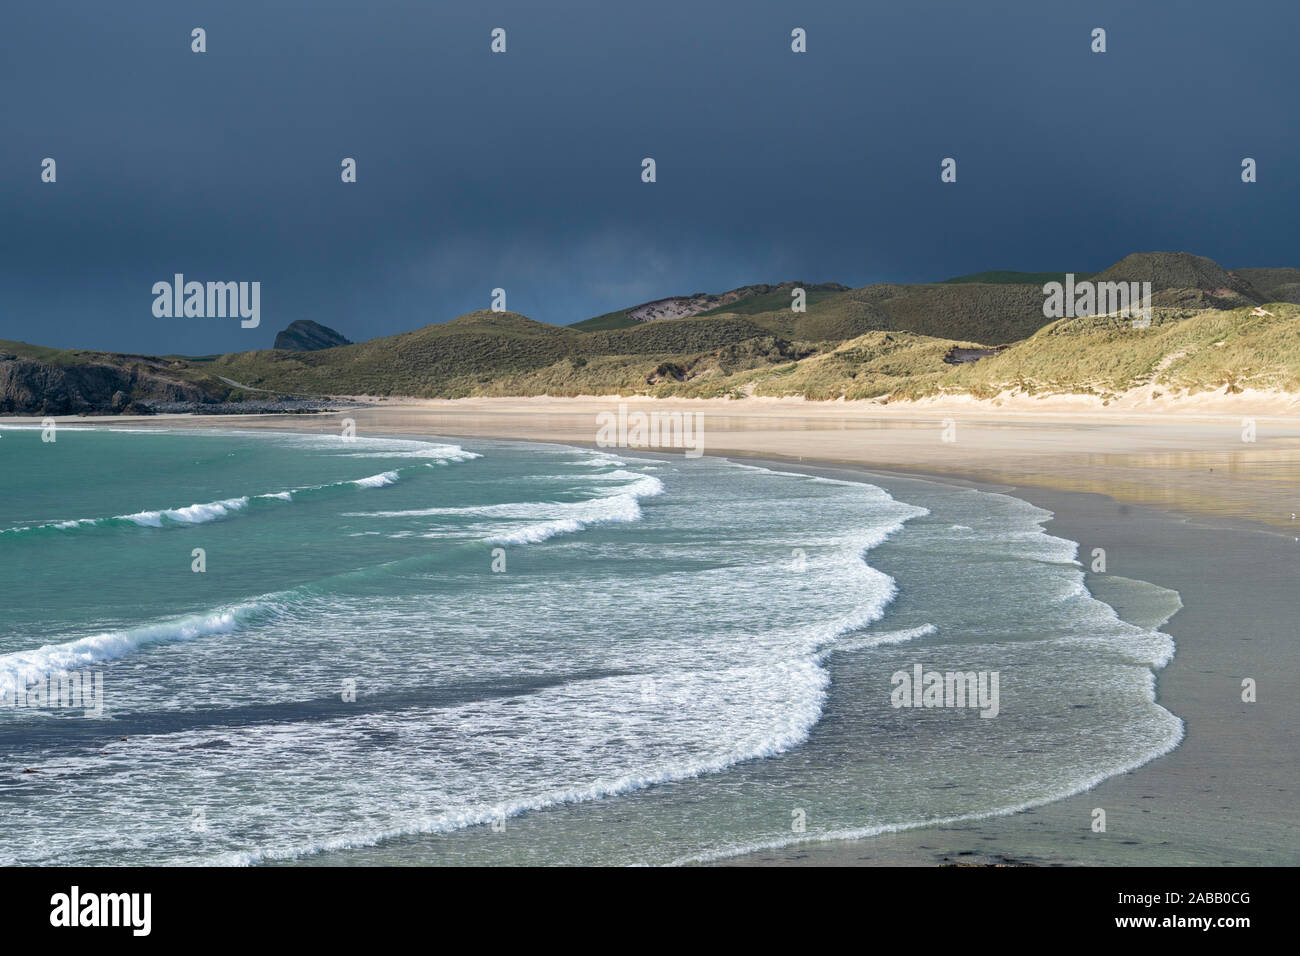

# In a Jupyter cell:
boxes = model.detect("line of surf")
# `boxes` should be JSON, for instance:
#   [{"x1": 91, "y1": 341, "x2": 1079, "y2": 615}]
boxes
[
  {"x1": 347, "y1": 472, "x2": 666, "y2": 547},
  {"x1": 0, "y1": 468, "x2": 429, "y2": 538},
  {"x1": 0, "y1": 602, "x2": 273, "y2": 702},
  {"x1": 0, "y1": 475, "x2": 663, "y2": 690},
  {"x1": 215, "y1": 465, "x2": 933, "y2": 864}
]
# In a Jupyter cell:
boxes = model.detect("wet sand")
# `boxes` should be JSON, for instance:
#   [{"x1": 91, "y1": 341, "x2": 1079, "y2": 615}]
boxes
[{"x1": 719, "y1": 462, "x2": 1299, "y2": 865}]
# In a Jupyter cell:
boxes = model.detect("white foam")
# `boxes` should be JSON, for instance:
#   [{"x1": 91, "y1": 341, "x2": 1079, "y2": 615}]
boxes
[
  {"x1": 486, "y1": 518, "x2": 587, "y2": 545},
  {"x1": 819, "y1": 624, "x2": 938, "y2": 658},
  {"x1": 0, "y1": 465, "x2": 414, "y2": 536},
  {"x1": 122, "y1": 496, "x2": 249, "y2": 527},
  {"x1": 207, "y1": 659, "x2": 832, "y2": 866},
  {"x1": 0, "y1": 603, "x2": 265, "y2": 701},
  {"x1": 334, "y1": 444, "x2": 481, "y2": 462},
  {"x1": 220, "y1": 431, "x2": 480, "y2": 463},
  {"x1": 484, "y1": 475, "x2": 664, "y2": 545},
  {"x1": 351, "y1": 471, "x2": 400, "y2": 489}
]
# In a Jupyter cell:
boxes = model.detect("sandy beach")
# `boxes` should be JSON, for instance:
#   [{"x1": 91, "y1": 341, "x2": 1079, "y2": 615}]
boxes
[{"x1": 14, "y1": 394, "x2": 1299, "y2": 866}]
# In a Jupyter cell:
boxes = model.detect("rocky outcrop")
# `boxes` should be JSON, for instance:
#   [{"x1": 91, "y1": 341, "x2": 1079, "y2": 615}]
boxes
[
  {"x1": 625, "y1": 282, "x2": 850, "y2": 322},
  {"x1": 273, "y1": 320, "x2": 353, "y2": 351},
  {"x1": 0, "y1": 357, "x2": 216, "y2": 415}
]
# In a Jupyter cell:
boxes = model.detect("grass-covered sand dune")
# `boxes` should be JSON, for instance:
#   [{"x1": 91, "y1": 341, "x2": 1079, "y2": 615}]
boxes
[{"x1": 727, "y1": 303, "x2": 1300, "y2": 403}]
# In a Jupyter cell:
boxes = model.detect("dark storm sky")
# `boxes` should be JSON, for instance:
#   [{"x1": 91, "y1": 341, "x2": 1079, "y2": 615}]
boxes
[{"x1": 1, "y1": 0, "x2": 1295, "y2": 354}]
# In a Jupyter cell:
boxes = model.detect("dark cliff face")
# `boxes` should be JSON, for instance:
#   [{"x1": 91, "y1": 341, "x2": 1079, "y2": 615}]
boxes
[
  {"x1": 273, "y1": 320, "x2": 353, "y2": 351},
  {"x1": 0, "y1": 358, "x2": 215, "y2": 415}
]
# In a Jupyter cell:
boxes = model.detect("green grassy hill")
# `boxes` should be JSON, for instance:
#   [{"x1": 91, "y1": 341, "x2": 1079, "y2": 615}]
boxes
[
  {"x1": 1233, "y1": 267, "x2": 1300, "y2": 304},
  {"x1": 214, "y1": 311, "x2": 581, "y2": 398},
  {"x1": 712, "y1": 281, "x2": 1059, "y2": 345}
]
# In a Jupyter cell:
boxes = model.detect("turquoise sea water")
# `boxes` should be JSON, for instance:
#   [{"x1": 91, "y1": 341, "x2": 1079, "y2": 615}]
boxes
[{"x1": 0, "y1": 426, "x2": 1182, "y2": 865}]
